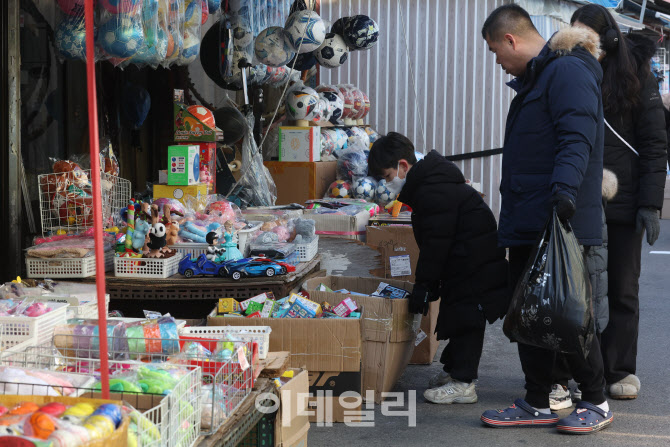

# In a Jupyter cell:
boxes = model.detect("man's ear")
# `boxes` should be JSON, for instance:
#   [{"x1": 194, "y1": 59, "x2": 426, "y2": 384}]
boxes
[{"x1": 504, "y1": 33, "x2": 518, "y2": 50}]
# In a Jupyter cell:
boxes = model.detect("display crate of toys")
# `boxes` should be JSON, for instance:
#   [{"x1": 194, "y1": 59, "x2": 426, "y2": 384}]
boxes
[
  {"x1": 0, "y1": 301, "x2": 69, "y2": 350},
  {"x1": 29, "y1": 294, "x2": 110, "y2": 321},
  {"x1": 26, "y1": 250, "x2": 115, "y2": 279},
  {"x1": 114, "y1": 255, "x2": 181, "y2": 279},
  {"x1": 179, "y1": 326, "x2": 272, "y2": 360},
  {"x1": 38, "y1": 163, "x2": 131, "y2": 236}
]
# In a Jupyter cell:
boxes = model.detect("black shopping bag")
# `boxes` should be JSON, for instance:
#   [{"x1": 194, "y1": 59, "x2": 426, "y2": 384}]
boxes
[{"x1": 503, "y1": 211, "x2": 594, "y2": 357}]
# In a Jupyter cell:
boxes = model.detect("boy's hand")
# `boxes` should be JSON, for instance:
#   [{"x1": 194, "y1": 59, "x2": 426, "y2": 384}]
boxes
[{"x1": 409, "y1": 282, "x2": 439, "y2": 315}]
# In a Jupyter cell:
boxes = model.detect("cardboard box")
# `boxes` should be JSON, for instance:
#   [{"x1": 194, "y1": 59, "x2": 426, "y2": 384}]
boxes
[
  {"x1": 207, "y1": 297, "x2": 362, "y2": 373},
  {"x1": 308, "y1": 370, "x2": 362, "y2": 424},
  {"x1": 368, "y1": 214, "x2": 412, "y2": 226},
  {"x1": 275, "y1": 369, "x2": 311, "y2": 446},
  {"x1": 409, "y1": 300, "x2": 440, "y2": 365},
  {"x1": 366, "y1": 225, "x2": 419, "y2": 282},
  {"x1": 264, "y1": 161, "x2": 337, "y2": 205},
  {"x1": 153, "y1": 183, "x2": 208, "y2": 205},
  {"x1": 305, "y1": 209, "x2": 370, "y2": 242},
  {"x1": 279, "y1": 127, "x2": 321, "y2": 162},
  {"x1": 181, "y1": 142, "x2": 216, "y2": 193},
  {"x1": 302, "y1": 276, "x2": 416, "y2": 403},
  {"x1": 168, "y1": 145, "x2": 200, "y2": 185}
]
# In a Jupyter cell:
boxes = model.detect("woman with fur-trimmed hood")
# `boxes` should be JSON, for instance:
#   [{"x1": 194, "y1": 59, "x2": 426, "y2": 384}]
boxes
[{"x1": 570, "y1": 4, "x2": 668, "y2": 402}]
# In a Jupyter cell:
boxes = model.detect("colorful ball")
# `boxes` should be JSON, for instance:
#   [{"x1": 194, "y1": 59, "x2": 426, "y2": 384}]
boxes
[
  {"x1": 63, "y1": 403, "x2": 95, "y2": 419},
  {"x1": 337, "y1": 84, "x2": 355, "y2": 119},
  {"x1": 333, "y1": 128, "x2": 349, "y2": 151},
  {"x1": 187, "y1": 105, "x2": 215, "y2": 128},
  {"x1": 39, "y1": 403, "x2": 66, "y2": 417},
  {"x1": 321, "y1": 128, "x2": 338, "y2": 156},
  {"x1": 132, "y1": 26, "x2": 168, "y2": 64},
  {"x1": 207, "y1": 0, "x2": 221, "y2": 13},
  {"x1": 328, "y1": 180, "x2": 352, "y2": 199},
  {"x1": 166, "y1": 26, "x2": 180, "y2": 58},
  {"x1": 98, "y1": 16, "x2": 144, "y2": 59},
  {"x1": 100, "y1": 0, "x2": 141, "y2": 14},
  {"x1": 84, "y1": 415, "x2": 115, "y2": 438},
  {"x1": 142, "y1": 0, "x2": 159, "y2": 21},
  {"x1": 49, "y1": 428, "x2": 81, "y2": 447},
  {"x1": 9, "y1": 402, "x2": 39, "y2": 415},
  {"x1": 283, "y1": 10, "x2": 326, "y2": 53},
  {"x1": 179, "y1": 28, "x2": 201, "y2": 64},
  {"x1": 55, "y1": 17, "x2": 87, "y2": 61},
  {"x1": 57, "y1": 0, "x2": 86, "y2": 16},
  {"x1": 92, "y1": 404, "x2": 122, "y2": 428},
  {"x1": 337, "y1": 150, "x2": 368, "y2": 181},
  {"x1": 343, "y1": 15, "x2": 379, "y2": 50},
  {"x1": 201, "y1": 0, "x2": 209, "y2": 24},
  {"x1": 285, "y1": 87, "x2": 319, "y2": 121},
  {"x1": 314, "y1": 33, "x2": 348, "y2": 68},
  {"x1": 361, "y1": 91, "x2": 371, "y2": 119},
  {"x1": 26, "y1": 412, "x2": 56, "y2": 440},
  {"x1": 255, "y1": 27, "x2": 295, "y2": 67},
  {"x1": 375, "y1": 179, "x2": 397, "y2": 206},
  {"x1": 353, "y1": 176, "x2": 378, "y2": 201},
  {"x1": 365, "y1": 127, "x2": 380, "y2": 143},
  {"x1": 181, "y1": 0, "x2": 202, "y2": 28}
]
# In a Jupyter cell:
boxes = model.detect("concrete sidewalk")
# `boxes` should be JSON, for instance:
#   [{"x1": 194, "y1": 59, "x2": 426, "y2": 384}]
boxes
[{"x1": 310, "y1": 220, "x2": 670, "y2": 446}]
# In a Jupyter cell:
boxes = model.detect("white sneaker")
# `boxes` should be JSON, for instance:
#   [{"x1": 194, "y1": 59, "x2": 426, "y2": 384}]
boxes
[
  {"x1": 423, "y1": 380, "x2": 478, "y2": 404},
  {"x1": 549, "y1": 384, "x2": 573, "y2": 410},
  {"x1": 428, "y1": 371, "x2": 451, "y2": 388}
]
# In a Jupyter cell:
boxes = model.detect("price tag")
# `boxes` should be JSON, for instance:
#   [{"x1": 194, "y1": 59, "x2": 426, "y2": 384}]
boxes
[
  {"x1": 237, "y1": 347, "x2": 250, "y2": 371},
  {"x1": 415, "y1": 330, "x2": 427, "y2": 347},
  {"x1": 390, "y1": 255, "x2": 412, "y2": 277}
]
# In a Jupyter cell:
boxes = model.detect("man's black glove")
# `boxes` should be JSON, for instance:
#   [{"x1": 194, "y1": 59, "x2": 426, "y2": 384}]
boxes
[
  {"x1": 409, "y1": 282, "x2": 439, "y2": 316},
  {"x1": 552, "y1": 192, "x2": 576, "y2": 225},
  {"x1": 636, "y1": 207, "x2": 660, "y2": 246}
]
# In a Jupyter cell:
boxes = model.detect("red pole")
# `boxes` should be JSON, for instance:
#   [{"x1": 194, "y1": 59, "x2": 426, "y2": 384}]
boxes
[{"x1": 84, "y1": 0, "x2": 110, "y2": 399}]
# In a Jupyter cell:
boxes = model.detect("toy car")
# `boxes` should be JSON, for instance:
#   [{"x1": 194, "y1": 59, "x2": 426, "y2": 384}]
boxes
[
  {"x1": 179, "y1": 254, "x2": 228, "y2": 278},
  {"x1": 223, "y1": 257, "x2": 296, "y2": 280}
]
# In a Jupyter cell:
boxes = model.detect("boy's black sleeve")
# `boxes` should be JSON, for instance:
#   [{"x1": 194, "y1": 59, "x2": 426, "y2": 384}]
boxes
[{"x1": 412, "y1": 186, "x2": 459, "y2": 285}]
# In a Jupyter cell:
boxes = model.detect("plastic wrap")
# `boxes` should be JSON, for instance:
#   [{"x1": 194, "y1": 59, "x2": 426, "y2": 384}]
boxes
[
  {"x1": 285, "y1": 81, "x2": 320, "y2": 121},
  {"x1": 350, "y1": 87, "x2": 366, "y2": 120},
  {"x1": 375, "y1": 179, "x2": 398, "y2": 207},
  {"x1": 320, "y1": 128, "x2": 338, "y2": 157},
  {"x1": 349, "y1": 126, "x2": 371, "y2": 149},
  {"x1": 54, "y1": 319, "x2": 129, "y2": 360},
  {"x1": 226, "y1": 112, "x2": 277, "y2": 207},
  {"x1": 54, "y1": 2, "x2": 89, "y2": 62},
  {"x1": 162, "y1": 0, "x2": 184, "y2": 67},
  {"x1": 177, "y1": 0, "x2": 202, "y2": 65},
  {"x1": 96, "y1": 1, "x2": 145, "y2": 66},
  {"x1": 336, "y1": 148, "x2": 368, "y2": 182},
  {"x1": 248, "y1": 242, "x2": 296, "y2": 259},
  {"x1": 337, "y1": 84, "x2": 356, "y2": 121}
]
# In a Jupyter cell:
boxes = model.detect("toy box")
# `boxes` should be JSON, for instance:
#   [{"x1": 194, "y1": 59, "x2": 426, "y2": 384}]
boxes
[
  {"x1": 218, "y1": 298, "x2": 240, "y2": 314},
  {"x1": 278, "y1": 127, "x2": 322, "y2": 162},
  {"x1": 173, "y1": 89, "x2": 223, "y2": 143},
  {"x1": 168, "y1": 145, "x2": 200, "y2": 186},
  {"x1": 333, "y1": 297, "x2": 358, "y2": 318},
  {"x1": 153, "y1": 183, "x2": 208, "y2": 205},
  {"x1": 180, "y1": 142, "x2": 216, "y2": 193},
  {"x1": 239, "y1": 292, "x2": 274, "y2": 312}
]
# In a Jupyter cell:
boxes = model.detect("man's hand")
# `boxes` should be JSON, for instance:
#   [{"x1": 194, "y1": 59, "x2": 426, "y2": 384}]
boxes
[
  {"x1": 636, "y1": 207, "x2": 660, "y2": 246},
  {"x1": 409, "y1": 282, "x2": 439, "y2": 316},
  {"x1": 552, "y1": 192, "x2": 576, "y2": 224}
]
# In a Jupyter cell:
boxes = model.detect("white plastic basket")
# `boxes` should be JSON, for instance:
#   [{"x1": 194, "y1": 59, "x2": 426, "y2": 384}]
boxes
[
  {"x1": 237, "y1": 221, "x2": 263, "y2": 257},
  {"x1": 29, "y1": 294, "x2": 110, "y2": 320},
  {"x1": 114, "y1": 255, "x2": 181, "y2": 278},
  {"x1": 168, "y1": 243, "x2": 208, "y2": 258},
  {"x1": 25, "y1": 250, "x2": 114, "y2": 279},
  {"x1": 38, "y1": 170, "x2": 131, "y2": 236},
  {"x1": 179, "y1": 326, "x2": 272, "y2": 360},
  {"x1": 0, "y1": 302, "x2": 69, "y2": 349},
  {"x1": 295, "y1": 236, "x2": 319, "y2": 262}
]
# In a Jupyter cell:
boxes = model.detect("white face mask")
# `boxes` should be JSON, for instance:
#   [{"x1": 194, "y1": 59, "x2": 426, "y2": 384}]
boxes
[{"x1": 386, "y1": 164, "x2": 406, "y2": 194}]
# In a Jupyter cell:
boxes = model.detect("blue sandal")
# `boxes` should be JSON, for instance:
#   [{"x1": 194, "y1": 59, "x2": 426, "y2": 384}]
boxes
[
  {"x1": 481, "y1": 399, "x2": 559, "y2": 428},
  {"x1": 556, "y1": 401, "x2": 613, "y2": 434}
]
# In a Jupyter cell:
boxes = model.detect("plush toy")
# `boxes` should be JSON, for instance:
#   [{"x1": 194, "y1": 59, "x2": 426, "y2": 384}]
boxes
[
  {"x1": 146, "y1": 205, "x2": 167, "y2": 258},
  {"x1": 293, "y1": 219, "x2": 316, "y2": 244},
  {"x1": 179, "y1": 221, "x2": 221, "y2": 243},
  {"x1": 162, "y1": 204, "x2": 184, "y2": 247},
  {"x1": 256, "y1": 231, "x2": 279, "y2": 244}
]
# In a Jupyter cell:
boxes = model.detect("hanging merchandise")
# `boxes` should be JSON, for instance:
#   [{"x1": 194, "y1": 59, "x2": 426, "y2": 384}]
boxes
[
  {"x1": 314, "y1": 32, "x2": 348, "y2": 68},
  {"x1": 177, "y1": 0, "x2": 202, "y2": 65},
  {"x1": 207, "y1": 0, "x2": 221, "y2": 14},
  {"x1": 101, "y1": 0, "x2": 142, "y2": 14},
  {"x1": 503, "y1": 212, "x2": 594, "y2": 357},
  {"x1": 283, "y1": 9, "x2": 326, "y2": 53},
  {"x1": 201, "y1": 0, "x2": 209, "y2": 24},
  {"x1": 55, "y1": 15, "x2": 88, "y2": 61},
  {"x1": 342, "y1": 14, "x2": 379, "y2": 50},
  {"x1": 213, "y1": 106, "x2": 247, "y2": 145},
  {"x1": 57, "y1": 0, "x2": 86, "y2": 16},
  {"x1": 254, "y1": 26, "x2": 295, "y2": 67},
  {"x1": 200, "y1": 18, "x2": 236, "y2": 89},
  {"x1": 330, "y1": 16, "x2": 348, "y2": 34},
  {"x1": 162, "y1": 0, "x2": 185, "y2": 67},
  {"x1": 287, "y1": 51, "x2": 317, "y2": 70}
]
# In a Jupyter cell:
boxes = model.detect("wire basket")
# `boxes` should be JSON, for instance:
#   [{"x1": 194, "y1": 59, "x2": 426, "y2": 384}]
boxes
[{"x1": 38, "y1": 169, "x2": 131, "y2": 236}]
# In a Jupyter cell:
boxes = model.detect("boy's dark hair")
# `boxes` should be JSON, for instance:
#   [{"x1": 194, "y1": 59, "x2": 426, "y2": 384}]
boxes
[
  {"x1": 481, "y1": 4, "x2": 538, "y2": 41},
  {"x1": 368, "y1": 132, "x2": 418, "y2": 176}
]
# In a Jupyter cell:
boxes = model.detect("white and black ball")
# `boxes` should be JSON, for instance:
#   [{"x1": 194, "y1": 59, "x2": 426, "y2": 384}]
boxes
[
  {"x1": 283, "y1": 10, "x2": 326, "y2": 53},
  {"x1": 255, "y1": 26, "x2": 295, "y2": 67},
  {"x1": 314, "y1": 33, "x2": 349, "y2": 68}
]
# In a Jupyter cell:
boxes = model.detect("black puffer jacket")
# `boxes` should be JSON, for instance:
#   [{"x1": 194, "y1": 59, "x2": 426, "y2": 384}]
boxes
[
  {"x1": 603, "y1": 34, "x2": 668, "y2": 224},
  {"x1": 398, "y1": 151, "x2": 509, "y2": 339}
]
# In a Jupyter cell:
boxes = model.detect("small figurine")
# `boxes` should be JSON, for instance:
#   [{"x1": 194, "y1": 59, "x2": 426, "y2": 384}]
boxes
[
  {"x1": 147, "y1": 222, "x2": 167, "y2": 258},
  {"x1": 206, "y1": 231, "x2": 226, "y2": 262},
  {"x1": 221, "y1": 220, "x2": 243, "y2": 261}
]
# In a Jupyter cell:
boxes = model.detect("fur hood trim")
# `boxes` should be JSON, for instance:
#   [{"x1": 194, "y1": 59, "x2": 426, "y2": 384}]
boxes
[
  {"x1": 602, "y1": 168, "x2": 618, "y2": 201},
  {"x1": 548, "y1": 27, "x2": 601, "y2": 60}
]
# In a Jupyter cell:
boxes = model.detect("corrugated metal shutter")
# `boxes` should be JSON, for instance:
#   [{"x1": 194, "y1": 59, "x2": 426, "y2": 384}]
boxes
[{"x1": 319, "y1": 0, "x2": 514, "y2": 214}]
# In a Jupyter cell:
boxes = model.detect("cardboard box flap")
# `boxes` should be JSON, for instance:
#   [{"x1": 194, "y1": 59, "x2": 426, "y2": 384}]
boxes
[
  {"x1": 302, "y1": 276, "x2": 415, "y2": 343},
  {"x1": 276, "y1": 369, "x2": 310, "y2": 447}
]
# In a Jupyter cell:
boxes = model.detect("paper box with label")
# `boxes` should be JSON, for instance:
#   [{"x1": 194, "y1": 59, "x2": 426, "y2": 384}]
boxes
[
  {"x1": 173, "y1": 90, "x2": 223, "y2": 143},
  {"x1": 286, "y1": 293, "x2": 322, "y2": 318},
  {"x1": 307, "y1": 370, "x2": 362, "y2": 424},
  {"x1": 168, "y1": 145, "x2": 200, "y2": 186},
  {"x1": 366, "y1": 225, "x2": 419, "y2": 282},
  {"x1": 302, "y1": 276, "x2": 416, "y2": 403},
  {"x1": 153, "y1": 183, "x2": 209, "y2": 205},
  {"x1": 333, "y1": 297, "x2": 358, "y2": 318},
  {"x1": 218, "y1": 298, "x2": 240, "y2": 314},
  {"x1": 279, "y1": 127, "x2": 321, "y2": 162},
  {"x1": 239, "y1": 292, "x2": 273, "y2": 311}
]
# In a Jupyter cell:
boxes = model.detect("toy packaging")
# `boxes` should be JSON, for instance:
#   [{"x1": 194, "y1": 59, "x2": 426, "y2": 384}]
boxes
[
  {"x1": 371, "y1": 282, "x2": 411, "y2": 300},
  {"x1": 239, "y1": 292, "x2": 274, "y2": 312},
  {"x1": 218, "y1": 298, "x2": 241, "y2": 314},
  {"x1": 333, "y1": 297, "x2": 358, "y2": 318},
  {"x1": 168, "y1": 145, "x2": 200, "y2": 186},
  {"x1": 285, "y1": 293, "x2": 322, "y2": 318}
]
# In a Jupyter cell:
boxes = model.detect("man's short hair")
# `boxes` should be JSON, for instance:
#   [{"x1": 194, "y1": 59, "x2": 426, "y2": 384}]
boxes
[
  {"x1": 481, "y1": 4, "x2": 538, "y2": 41},
  {"x1": 368, "y1": 132, "x2": 418, "y2": 177}
]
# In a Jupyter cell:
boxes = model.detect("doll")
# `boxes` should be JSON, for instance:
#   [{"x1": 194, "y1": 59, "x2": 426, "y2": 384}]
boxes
[{"x1": 220, "y1": 220, "x2": 243, "y2": 261}]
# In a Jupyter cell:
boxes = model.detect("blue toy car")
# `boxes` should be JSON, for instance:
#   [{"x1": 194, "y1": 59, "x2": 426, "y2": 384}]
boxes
[
  {"x1": 223, "y1": 257, "x2": 291, "y2": 281},
  {"x1": 178, "y1": 254, "x2": 228, "y2": 278}
]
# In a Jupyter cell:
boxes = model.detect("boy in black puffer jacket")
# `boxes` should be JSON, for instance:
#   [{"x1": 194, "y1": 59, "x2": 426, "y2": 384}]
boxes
[{"x1": 368, "y1": 132, "x2": 509, "y2": 405}]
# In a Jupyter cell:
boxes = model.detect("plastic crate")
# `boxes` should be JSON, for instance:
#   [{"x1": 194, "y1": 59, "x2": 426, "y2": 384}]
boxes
[
  {"x1": 238, "y1": 221, "x2": 263, "y2": 257},
  {"x1": 168, "y1": 243, "x2": 208, "y2": 258},
  {"x1": 114, "y1": 255, "x2": 181, "y2": 278},
  {"x1": 25, "y1": 250, "x2": 114, "y2": 279},
  {"x1": 0, "y1": 302, "x2": 69, "y2": 349},
  {"x1": 295, "y1": 236, "x2": 319, "y2": 262},
  {"x1": 38, "y1": 170, "x2": 131, "y2": 236},
  {"x1": 238, "y1": 413, "x2": 275, "y2": 447},
  {"x1": 179, "y1": 326, "x2": 272, "y2": 360},
  {"x1": 30, "y1": 294, "x2": 111, "y2": 320}
]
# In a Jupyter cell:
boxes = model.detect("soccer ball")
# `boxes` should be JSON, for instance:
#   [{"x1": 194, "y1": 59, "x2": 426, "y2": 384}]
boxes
[
  {"x1": 182, "y1": 0, "x2": 202, "y2": 28},
  {"x1": 314, "y1": 33, "x2": 349, "y2": 68},
  {"x1": 317, "y1": 91, "x2": 344, "y2": 125},
  {"x1": 366, "y1": 127, "x2": 380, "y2": 143},
  {"x1": 328, "y1": 180, "x2": 351, "y2": 199},
  {"x1": 350, "y1": 126, "x2": 371, "y2": 149},
  {"x1": 179, "y1": 28, "x2": 201, "y2": 65},
  {"x1": 330, "y1": 17, "x2": 349, "y2": 35},
  {"x1": 376, "y1": 179, "x2": 397, "y2": 206},
  {"x1": 343, "y1": 15, "x2": 379, "y2": 50},
  {"x1": 350, "y1": 88, "x2": 366, "y2": 119},
  {"x1": 55, "y1": 17, "x2": 87, "y2": 61},
  {"x1": 337, "y1": 150, "x2": 368, "y2": 181},
  {"x1": 255, "y1": 27, "x2": 295, "y2": 67},
  {"x1": 101, "y1": 0, "x2": 141, "y2": 14},
  {"x1": 361, "y1": 91, "x2": 371, "y2": 119},
  {"x1": 321, "y1": 128, "x2": 338, "y2": 157},
  {"x1": 287, "y1": 52, "x2": 317, "y2": 71},
  {"x1": 284, "y1": 10, "x2": 326, "y2": 53},
  {"x1": 333, "y1": 128, "x2": 349, "y2": 151},
  {"x1": 285, "y1": 87, "x2": 320, "y2": 121},
  {"x1": 132, "y1": 26, "x2": 168, "y2": 64},
  {"x1": 337, "y1": 84, "x2": 356, "y2": 119},
  {"x1": 353, "y1": 176, "x2": 377, "y2": 201},
  {"x1": 187, "y1": 105, "x2": 215, "y2": 128},
  {"x1": 233, "y1": 22, "x2": 253, "y2": 49},
  {"x1": 98, "y1": 17, "x2": 144, "y2": 59}
]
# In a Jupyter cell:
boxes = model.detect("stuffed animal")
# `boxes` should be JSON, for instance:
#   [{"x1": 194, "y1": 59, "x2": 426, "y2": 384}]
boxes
[
  {"x1": 146, "y1": 205, "x2": 167, "y2": 258},
  {"x1": 256, "y1": 231, "x2": 279, "y2": 244},
  {"x1": 293, "y1": 219, "x2": 316, "y2": 244}
]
